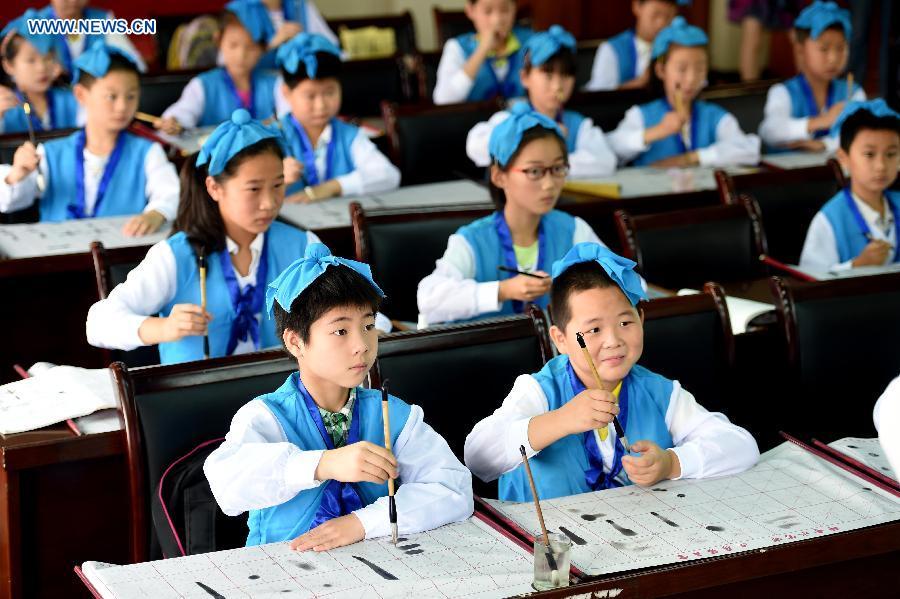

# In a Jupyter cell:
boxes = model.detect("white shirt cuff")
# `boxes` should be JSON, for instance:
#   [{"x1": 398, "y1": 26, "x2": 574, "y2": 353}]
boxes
[
  {"x1": 696, "y1": 146, "x2": 716, "y2": 167},
  {"x1": 285, "y1": 449, "x2": 325, "y2": 492},
  {"x1": 513, "y1": 417, "x2": 536, "y2": 458},
  {"x1": 476, "y1": 281, "x2": 501, "y2": 314},
  {"x1": 669, "y1": 443, "x2": 701, "y2": 479},
  {"x1": 832, "y1": 259, "x2": 855, "y2": 272},
  {"x1": 335, "y1": 171, "x2": 362, "y2": 198}
]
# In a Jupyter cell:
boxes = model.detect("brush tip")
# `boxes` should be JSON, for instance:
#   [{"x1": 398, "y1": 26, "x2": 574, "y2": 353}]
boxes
[
  {"x1": 575, "y1": 332, "x2": 586, "y2": 348},
  {"x1": 519, "y1": 445, "x2": 527, "y2": 457}
]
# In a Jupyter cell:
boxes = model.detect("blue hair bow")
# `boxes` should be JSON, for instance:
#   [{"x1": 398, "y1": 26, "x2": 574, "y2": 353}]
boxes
[
  {"x1": 523, "y1": 25, "x2": 576, "y2": 67},
  {"x1": 794, "y1": 1, "x2": 851, "y2": 40},
  {"x1": 224, "y1": 0, "x2": 276, "y2": 44},
  {"x1": 72, "y1": 42, "x2": 142, "y2": 84},
  {"x1": 831, "y1": 99, "x2": 900, "y2": 140},
  {"x1": 1, "y1": 9, "x2": 55, "y2": 56},
  {"x1": 196, "y1": 108, "x2": 288, "y2": 176},
  {"x1": 551, "y1": 243, "x2": 647, "y2": 306},
  {"x1": 488, "y1": 102, "x2": 563, "y2": 167},
  {"x1": 276, "y1": 32, "x2": 342, "y2": 77},
  {"x1": 651, "y1": 16, "x2": 708, "y2": 59}
]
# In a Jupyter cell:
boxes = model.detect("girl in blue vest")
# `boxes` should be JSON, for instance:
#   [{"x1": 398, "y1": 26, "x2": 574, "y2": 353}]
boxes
[
  {"x1": 157, "y1": 1, "x2": 283, "y2": 134},
  {"x1": 465, "y1": 243, "x2": 759, "y2": 501},
  {"x1": 0, "y1": 43, "x2": 178, "y2": 235},
  {"x1": 419, "y1": 105, "x2": 608, "y2": 326},
  {"x1": 276, "y1": 33, "x2": 400, "y2": 202},
  {"x1": 759, "y1": 2, "x2": 865, "y2": 154},
  {"x1": 86, "y1": 109, "x2": 320, "y2": 365},
  {"x1": 0, "y1": 10, "x2": 82, "y2": 134},
  {"x1": 432, "y1": 0, "x2": 533, "y2": 105},
  {"x1": 608, "y1": 17, "x2": 761, "y2": 168},
  {"x1": 467, "y1": 26, "x2": 616, "y2": 179},
  {"x1": 800, "y1": 100, "x2": 900, "y2": 274},
  {"x1": 585, "y1": 0, "x2": 685, "y2": 91},
  {"x1": 204, "y1": 243, "x2": 473, "y2": 548},
  {"x1": 253, "y1": 0, "x2": 338, "y2": 71}
]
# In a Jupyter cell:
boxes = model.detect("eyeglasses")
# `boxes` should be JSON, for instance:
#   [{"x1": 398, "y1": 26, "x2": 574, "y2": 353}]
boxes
[{"x1": 512, "y1": 164, "x2": 570, "y2": 181}]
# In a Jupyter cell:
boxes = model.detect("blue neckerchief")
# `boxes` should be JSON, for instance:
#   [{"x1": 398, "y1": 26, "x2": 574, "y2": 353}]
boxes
[
  {"x1": 221, "y1": 69, "x2": 255, "y2": 118},
  {"x1": 843, "y1": 187, "x2": 900, "y2": 262},
  {"x1": 663, "y1": 97, "x2": 698, "y2": 153},
  {"x1": 485, "y1": 49, "x2": 522, "y2": 99},
  {"x1": 494, "y1": 211, "x2": 547, "y2": 313},
  {"x1": 14, "y1": 90, "x2": 55, "y2": 131},
  {"x1": 296, "y1": 375, "x2": 364, "y2": 530},
  {"x1": 218, "y1": 234, "x2": 270, "y2": 354},
  {"x1": 69, "y1": 129, "x2": 126, "y2": 219},
  {"x1": 566, "y1": 360, "x2": 629, "y2": 490},
  {"x1": 626, "y1": 30, "x2": 638, "y2": 81},
  {"x1": 48, "y1": 7, "x2": 74, "y2": 73},
  {"x1": 798, "y1": 74, "x2": 835, "y2": 139},
  {"x1": 290, "y1": 115, "x2": 337, "y2": 186}
]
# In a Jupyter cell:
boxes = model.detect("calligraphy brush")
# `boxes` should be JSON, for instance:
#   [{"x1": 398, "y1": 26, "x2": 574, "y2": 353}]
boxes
[
  {"x1": 575, "y1": 332, "x2": 630, "y2": 453},
  {"x1": 21, "y1": 102, "x2": 46, "y2": 192},
  {"x1": 673, "y1": 83, "x2": 690, "y2": 146},
  {"x1": 519, "y1": 445, "x2": 560, "y2": 584},
  {"x1": 846, "y1": 73, "x2": 854, "y2": 102},
  {"x1": 498, "y1": 265, "x2": 548, "y2": 279},
  {"x1": 382, "y1": 380, "x2": 398, "y2": 545},
  {"x1": 199, "y1": 248, "x2": 210, "y2": 359}
]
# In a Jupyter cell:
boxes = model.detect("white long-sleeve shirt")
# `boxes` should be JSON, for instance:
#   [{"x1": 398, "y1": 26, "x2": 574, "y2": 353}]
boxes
[
  {"x1": 758, "y1": 82, "x2": 866, "y2": 154},
  {"x1": 466, "y1": 110, "x2": 617, "y2": 179},
  {"x1": 432, "y1": 38, "x2": 513, "y2": 105},
  {"x1": 874, "y1": 375, "x2": 900, "y2": 476},
  {"x1": 416, "y1": 216, "x2": 603, "y2": 326},
  {"x1": 464, "y1": 371, "x2": 760, "y2": 484},
  {"x1": 161, "y1": 75, "x2": 291, "y2": 130},
  {"x1": 203, "y1": 394, "x2": 474, "y2": 539},
  {"x1": 584, "y1": 35, "x2": 652, "y2": 92},
  {"x1": 799, "y1": 192, "x2": 897, "y2": 273},
  {"x1": 0, "y1": 140, "x2": 179, "y2": 220},
  {"x1": 608, "y1": 104, "x2": 761, "y2": 167}
]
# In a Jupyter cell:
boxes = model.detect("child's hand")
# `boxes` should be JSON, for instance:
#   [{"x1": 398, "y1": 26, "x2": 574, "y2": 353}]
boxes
[
  {"x1": 853, "y1": 239, "x2": 893, "y2": 267},
  {"x1": 498, "y1": 271, "x2": 551, "y2": 303},
  {"x1": 658, "y1": 110, "x2": 689, "y2": 139},
  {"x1": 558, "y1": 388, "x2": 619, "y2": 435},
  {"x1": 122, "y1": 210, "x2": 166, "y2": 237},
  {"x1": 283, "y1": 157, "x2": 304, "y2": 186},
  {"x1": 160, "y1": 304, "x2": 212, "y2": 342},
  {"x1": 5, "y1": 142, "x2": 39, "y2": 185},
  {"x1": 784, "y1": 139, "x2": 827, "y2": 153},
  {"x1": 622, "y1": 441, "x2": 681, "y2": 486},
  {"x1": 0, "y1": 86, "x2": 17, "y2": 117},
  {"x1": 154, "y1": 117, "x2": 183, "y2": 136},
  {"x1": 315, "y1": 441, "x2": 398, "y2": 484},
  {"x1": 270, "y1": 22, "x2": 303, "y2": 48},
  {"x1": 651, "y1": 152, "x2": 699, "y2": 168},
  {"x1": 290, "y1": 514, "x2": 365, "y2": 552}
]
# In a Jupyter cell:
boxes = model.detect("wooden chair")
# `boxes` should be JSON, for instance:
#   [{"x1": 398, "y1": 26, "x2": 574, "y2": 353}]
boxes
[
  {"x1": 338, "y1": 56, "x2": 421, "y2": 118},
  {"x1": 566, "y1": 88, "x2": 654, "y2": 132},
  {"x1": 327, "y1": 11, "x2": 418, "y2": 56},
  {"x1": 137, "y1": 69, "x2": 202, "y2": 117},
  {"x1": 699, "y1": 79, "x2": 778, "y2": 135},
  {"x1": 433, "y1": 8, "x2": 474, "y2": 47}
]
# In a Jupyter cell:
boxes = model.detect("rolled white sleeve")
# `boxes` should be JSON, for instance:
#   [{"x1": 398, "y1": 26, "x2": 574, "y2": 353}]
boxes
[
  {"x1": 274, "y1": 75, "x2": 290, "y2": 118},
  {"x1": 799, "y1": 211, "x2": 852, "y2": 273},
  {"x1": 304, "y1": 2, "x2": 339, "y2": 45},
  {"x1": 466, "y1": 110, "x2": 511, "y2": 167},
  {"x1": 161, "y1": 76, "x2": 205, "y2": 130},
  {"x1": 759, "y1": 84, "x2": 811, "y2": 146},
  {"x1": 584, "y1": 42, "x2": 620, "y2": 91},
  {"x1": 608, "y1": 105, "x2": 649, "y2": 166},
  {"x1": 143, "y1": 142, "x2": 180, "y2": 221},
  {"x1": 353, "y1": 405, "x2": 473, "y2": 538},
  {"x1": 569, "y1": 117, "x2": 618, "y2": 178},
  {"x1": 335, "y1": 130, "x2": 401, "y2": 197},
  {"x1": 433, "y1": 40, "x2": 474, "y2": 105},
  {"x1": 874, "y1": 376, "x2": 900, "y2": 475},
  {"x1": 695, "y1": 113, "x2": 761, "y2": 168},
  {"x1": 0, "y1": 143, "x2": 46, "y2": 213}
]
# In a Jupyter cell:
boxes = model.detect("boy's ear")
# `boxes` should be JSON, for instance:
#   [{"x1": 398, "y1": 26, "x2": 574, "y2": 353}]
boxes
[
  {"x1": 282, "y1": 328, "x2": 304, "y2": 360},
  {"x1": 549, "y1": 323, "x2": 569, "y2": 356},
  {"x1": 835, "y1": 147, "x2": 850, "y2": 171},
  {"x1": 280, "y1": 82, "x2": 291, "y2": 100},
  {"x1": 631, "y1": 0, "x2": 643, "y2": 20},
  {"x1": 73, "y1": 82, "x2": 89, "y2": 105},
  {"x1": 654, "y1": 58, "x2": 666, "y2": 81},
  {"x1": 1, "y1": 58, "x2": 12, "y2": 77}
]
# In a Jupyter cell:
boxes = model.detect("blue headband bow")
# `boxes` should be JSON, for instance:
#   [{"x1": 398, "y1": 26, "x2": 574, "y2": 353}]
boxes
[
  {"x1": 488, "y1": 102, "x2": 563, "y2": 167},
  {"x1": 832, "y1": 99, "x2": 900, "y2": 141},
  {"x1": 72, "y1": 42, "x2": 142, "y2": 84},
  {"x1": 224, "y1": 0, "x2": 275, "y2": 44},
  {"x1": 1, "y1": 9, "x2": 55, "y2": 56},
  {"x1": 551, "y1": 243, "x2": 646, "y2": 306},
  {"x1": 652, "y1": 16, "x2": 708, "y2": 59},
  {"x1": 524, "y1": 25, "x2": 576, "y2": 67},
  {"x1": 196, "y1": 109, "x2": 288, "y2": 176},
  {"x1": 276, "y1": 32, "x2": 341, "y2": 77},
  {"x1": 266, "y1": 243, "x2": 384, "y2": 316},
  {"x1": 794, "y1": 1, "x2": 850, "y2": 40}
]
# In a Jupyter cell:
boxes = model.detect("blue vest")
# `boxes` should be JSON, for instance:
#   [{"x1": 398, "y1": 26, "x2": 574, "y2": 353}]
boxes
[
  {"x1": 607, "y1": 29, "x2": 638, "y2": 85},
  {"x1": 246, "y1": 373, "x2": 411, "y2": 545},
  {"x1": 280, "y1": 116, "x2": 358, "y2": 195},
  {"x1": 197, "y1": 68, "x2": 278, "y2": 126},
  {"x1": 499, "y1": 356, "x2": 675, "y2": 501},
  {"x1": 633, "y1": 98, "x2": 727, "y2": 166},
  {"x1": 560, "y1": 110, "x2": 587, "y2": 153},
  {"x1": 457, "y1": 210, "x2": 576, "y2": 319},
  {"x1": 157, "y1": 222, "x2": 310, "y2": 364},
  {"x1": 784, "y1": 75, "x2": 858, "y2": 120},
  {"x1": 38, "y1": 6, "x2": 109, "y2": 73},
  {"x1": 2, "y1": 88, "x2": 78, "y2": 134},
  {"x1": 821, "y1": 190, "x2": 900, "y2": 264},
  {"x1": 455, "y1": 26, "x2": 533, "y2": 102},
  {"x1": 40, "y1": 130, "x2": 151, "y2": 222}
]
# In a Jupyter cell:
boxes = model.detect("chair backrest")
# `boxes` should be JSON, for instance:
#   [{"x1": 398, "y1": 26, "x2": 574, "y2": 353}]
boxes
[
  {"x1": 574, "y1": 40, "x2": 601, "y2": 89},
  {"x1": 615, "y1": 200, "x2": 767, "y2": 290},
  {"x1": 699, "y1": 80, "x2": 777, "y2": 134},
  {"x1": 433, "y1": 8, "x2": 474, "y2": 47},
  {"x1": 566, "y1": 89, "x2": 654, "y2": 133},
  {"x1": 0, "y1": 128, "x2": 75, "y2": 165},
  {"x1": 770, "y1": 274, "x2": 900, "y2": 440},
  {"x1": 716, "y1": 165, "x2": 839, "y2": 265},
  {"x1": 114, "y1": 350, "x2": 296, "y2": 561},
  {"x1": 138, "y1": 70, "x2": 202, "y2": 117},
  {"x1": 338, "y1": 56, "x2": 417, "y2": 118},
  {"x1": 327, "y1": 11, "x2": 418, "y2": 56},
  {"x1": 351, "y1": 202, "x2": 494, "y2": 323},
  {"x1": 381, "y1": 99, "x2": 502, "y2": 185}
]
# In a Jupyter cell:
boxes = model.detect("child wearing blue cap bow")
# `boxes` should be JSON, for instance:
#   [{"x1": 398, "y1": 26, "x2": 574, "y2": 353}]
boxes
[
  {"x1": 87, "y1": 109, "x2": 320, "y2": 364},
  {"x1": 465, "y1": 243, "x2": 759, "y2": 501},
  {"x1": 0, "y1": 43, "x2": 177, "y2": 235},
  {"x1": 609, "y1": 17, "x2": 760, "y2": 168},
  {"x1": 204, "y1": 243, "x2": 473, "y2": 548},
  {"x1": 276, "y1": 33, "x2": 399, "y2": 203},
  {"x1": 759, "y1": 1, "x2": 865, "y2": 154},
  {"x1": 800, "y1": 100, "x2": 900, "y2": 274},
  {"x1": 420, "y1": 105, "x2": 609, "y2": 326},
  {"x1": 467, "y1": 26, "x2": 616, "y2": 179}
]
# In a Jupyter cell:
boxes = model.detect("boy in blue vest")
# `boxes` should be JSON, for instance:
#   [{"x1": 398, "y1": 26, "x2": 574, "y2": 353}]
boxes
[
  {"x1": 467, "y1": 26, "x2": 616, "y2": 179},
  {"x1": 585, "y1": 0, "x2": 685, "y2": 91},
  {"x1": 800, "y1": 100, "x2": 900, "y2": 274},
  {"x1": 0, "y1": 43, "x2": 178, "y2": 235},
  {"x1": 433, "y1": 0, "x2": 533, "y2": 105},
  {"x1": 759, "y1": 1, "x2": 865, "y2": 154},
  {"x1": 276, "y1": 33, "x2": 399, "y2": 203},
  {"x1": 205, "y1": 243, "x2": 473, "y2": 548},
  {"x1": 465, "y1": 243, "x2": 759, "y2": 501}
]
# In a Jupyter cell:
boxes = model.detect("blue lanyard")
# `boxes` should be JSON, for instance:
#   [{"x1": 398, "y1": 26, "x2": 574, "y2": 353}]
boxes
[
  {"x1": 843, "y1": 187, "x2": 900, "y2": 262},
  {"x1": 566, "y1": 360, "x2": 629, "y2": 490},
  {"x1": 221, "y1": 70, "x2": 255, "y2": 117},
  {"x1": 290, "y1": 115, "x2": 337, "y2": 186},
  {"x1": 494, "y1": 211, "x2": 547, "y2": 313},
  {"x1": 68, "y1": 129, "x2": 126, "y2": 219},
  {"x1": 798, "y1": 74, "x2": 835, "y2": 139},
  {"x1": 626, "y1": 30, "x2": 638, "y2": 82},
  {"x1": 218, "y1": 234, "x2": 269, "y2": 355},
  {"x1": 14, "y1": 90, "x2": 55, "y2": 132},
  {"x1": 664, "y1": 97, "x2": 698, "y2": 153}
]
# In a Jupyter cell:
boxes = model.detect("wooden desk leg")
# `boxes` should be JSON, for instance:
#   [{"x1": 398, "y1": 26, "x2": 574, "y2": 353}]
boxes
[{"x1": 0, "y1": 466, "x2": 23, "y2": 599}]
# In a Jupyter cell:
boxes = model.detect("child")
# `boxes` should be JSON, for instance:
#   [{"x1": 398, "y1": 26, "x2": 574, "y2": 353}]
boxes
[
  {"x1": 799, "y1": 100, "x2": 900, "y2": 273},
  {"x1": 204, "y1": 243, "x2": 473, "y2": 547},
  {"x1": 585, "y1": 0, "x2": 684, "y2": 91},
  {"x1": 467, "y1": 26, "x2": 617, "y2": 179},
  {"x1": 256, "y1": 0, "x2": 338, "y2": 71},
  {"x1": 0, "y1": 43, "x2": 177, "y2": 234},
  {"x1": 157, "y1": 1, "x2": 285, "y2": 134},
  {"x1": 758, "y1": 1, "x2": 865, "y2": 154},
  {"x1": 465, "y1": 243, "x2": 759, "y2": 500},
  {"x1": 608, "y1": 17, "x2": 761, "y2": 168},
  {"x1": 0, "y1": 9, "x2": 82, "y2": 134},
  {"x1": 419, "y1": 104, "x2": 608, "y2": 326},
  {"x1": 275, "y1": 33, "x2": 400, "y2": 202},
  {"x1": 86, "y1": 109, "x2": 321, "y2": 364},
  {"x1": 432, "y1": 0, "x2": 533, "y2": 105}
]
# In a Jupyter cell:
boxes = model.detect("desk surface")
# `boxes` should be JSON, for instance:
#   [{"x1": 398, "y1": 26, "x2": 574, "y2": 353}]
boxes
[
  {"x1": 564, "y1": 165, "x2": 758, "y2": 200},
  {"x1": 0, "y1": 217, "x2": 168, "y2": 260}
]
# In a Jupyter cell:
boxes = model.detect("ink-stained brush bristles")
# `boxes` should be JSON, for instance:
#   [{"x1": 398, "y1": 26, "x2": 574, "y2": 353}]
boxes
[{"x1": 382, "y1": 380, "x2": 398, "y2": 545}]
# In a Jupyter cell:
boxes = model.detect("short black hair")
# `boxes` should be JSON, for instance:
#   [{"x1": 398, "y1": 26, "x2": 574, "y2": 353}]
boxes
[
  {"x1": 282, "y1": 52, "x2": 343, "y2": 89},
  {"x1": 489, "y1": 125, "x2": 568, "y2": 209},
  {"x1": 522, "y1": 47, "x2": 577, "y2": 78},
  {"x1": 76, "y1": 54, "x2": 140, "y2": 89},
  {"x1": 794, "y1": 24, "x2": 846, "y2": 44},
  {"x1": 840, "y1": 108, "x2": 900, "y2": 153},
  {"x1": 273, "y1": 264, "x2": 383, "y2": 346},
  {"x1": 550, "y1": 260, "x2": 626, "y2": 330}
]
